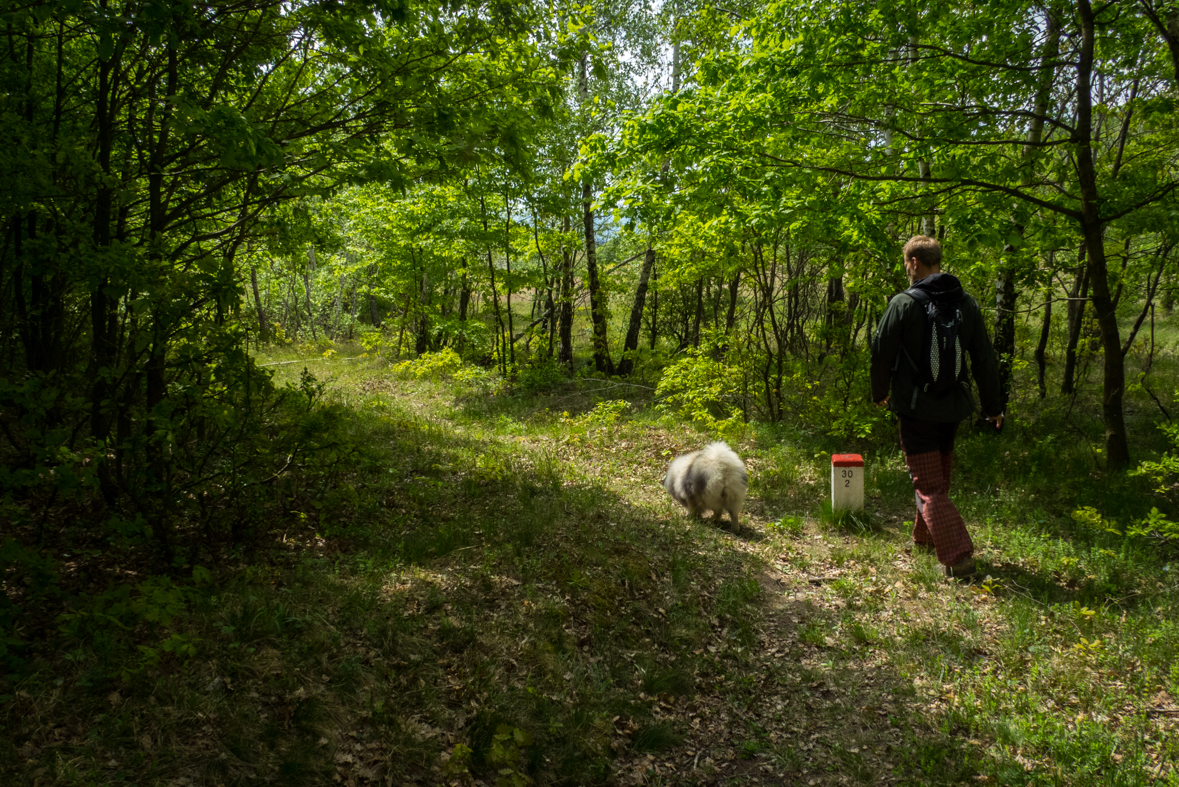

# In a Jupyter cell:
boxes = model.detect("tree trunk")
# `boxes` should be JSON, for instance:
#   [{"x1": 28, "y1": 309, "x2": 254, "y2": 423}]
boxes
[
  {"x1": 1034, "y1": 289, "x2": 1051, "y2": 399},
  {"x1": 635, "y1": 24, "x2": 678, "y2": 357},
  {"x1": 250, "y1": 264, "x2": 269, "y2": 345},
  {"x1": 529, "y1": 212, "x2": 556, "y2": 359},
  {"x1": 917, "y1": 160, "x2": 936, "y2": 236},
  {"x1": 751, "y1": 243, "x2": 783, "y2": 421},
  {"x1": 480, "y1": 193, "x2": 506, "y2": 374},
  {"x1": 1077, "y1": 0, "x2": 1130, "y2": 469},
  {"x1": 577, "y1": 53, "x2": 612, "y2": 374},
  {"x1": 1062, "y1": 252, "x2": 1089, "y2": 395},
  {"x1": 89, "y1": 41, "x2": 118, "y2": 442},
  {"x1": 349, "y1": 275, "x2": 357, "y2": 340},
  {"x1": 649, "y1": 259, "x2": 659, "y2": 350},
  {"x1": 504, "y1": 201, "x2": 515, "y2": 367},
  {"x1": 558, "y1": 216, "x2": 574, "y2": 366},
  {"x1": 1140, "y1": 2, "x2": 1179, "y2": 86},
  {"x1": 282, "y1": 276, "x2": 293, "y2": 333},
  {"x1": 616, "y1": 245, "x2": 655, "y2": 376},
  {"x1": 691, "y1": 277, "x2": 704, "y2": 348},
  {"x1": 1083, "y1": 227, "x2": 1130, "y2": 468},
  {"x1": 539, "y1": 239, "x2": 555, "y2": 359},
  {"x1": 711, "y1": 276, "x2": 722, "y2": 329},
  {"x1": 995, "y1": 13, "x2": 1058, "y2": 412},
  {"x1": 725, "y1": 272, "x2": 740, "y2": 334},
  {"x1": 415, "y1": 266, "x2": 430, "y2": 356},
  {"x1": 1120, "y1": 250, "x2": 1169, "y2": 357},
  {"x1": 908, "y1": 34, "x2": 937, "y2": 235},
  {"x1": 677, "y1": 283, "x2": 692, "y2": 350},
  {"x1": 141, "y1": 40, "x2": 181, "y2": 558},
  {"x1": 459, "y1": 265, "x2": 471, "y2": 322},
  {"x1": 332, "y1": 275, "x2": 343, "y2": 340},
  {"x1": 367, "y1": 264, "x2": 382, "y2": 329},
  {"x1": 716, "y1": 271, "x2": 740, "y2": 357},
  {"x1": 823, "y1": 273, "x2": 845, "y2": 359},
  {"x1": 395, "y1": 293, "x2": 410, "y2": 359},
  {"x1": 994, "y1": 270, "x2": 1017, "y2": 413},
  {"x1": 304, "y1": 246, "x2": 318, "y2": 341},
  {"x1": 583, "y1": 182, "x2": 613, "y2": 374}
]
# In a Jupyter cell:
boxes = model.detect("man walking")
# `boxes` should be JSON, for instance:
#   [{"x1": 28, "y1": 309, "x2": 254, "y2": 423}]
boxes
[{"x1": 870, "y1": 236, "x2": 1002, "y2": 578}]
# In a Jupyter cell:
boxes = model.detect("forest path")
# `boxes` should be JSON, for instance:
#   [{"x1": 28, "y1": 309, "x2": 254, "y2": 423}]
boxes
[{"x1": 327, "y1": 368, "x2": 1002, "y2": 786}]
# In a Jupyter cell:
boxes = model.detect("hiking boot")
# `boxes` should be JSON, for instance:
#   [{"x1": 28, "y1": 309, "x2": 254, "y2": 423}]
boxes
[{"x1": 944, "y1": 556, "x2": 976, "y2": 579}]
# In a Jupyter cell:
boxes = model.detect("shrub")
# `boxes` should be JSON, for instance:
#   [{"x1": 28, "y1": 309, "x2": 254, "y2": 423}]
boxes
[
  {"x1": 1126, "y1": 416, "x2": 1179, "y2": 550},
  {"x1": 655, "y1": 348, "x2": 745, "y2": 437},
  {"x1": 574, "y1": 399, "x2": 631, "y2": 428},
  {"x1": 453, "y1": 365, "x2": 505, "y2": 394},
  {"x1": 394, "y1": 348, "x2": 464, "y2": 379},
  {"x1": 515, "y1": 356, "x2": 566, "y2": 392}
]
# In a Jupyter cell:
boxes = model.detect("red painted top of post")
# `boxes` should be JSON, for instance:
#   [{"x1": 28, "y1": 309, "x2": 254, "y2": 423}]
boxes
[{"x1": 831, "y1": 454, "x2": 864, "y2": 467}]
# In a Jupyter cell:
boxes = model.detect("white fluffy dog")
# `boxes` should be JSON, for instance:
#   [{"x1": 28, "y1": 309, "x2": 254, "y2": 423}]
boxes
[{"x1": 662, "y1": 441, "x2": 748, "y2": 527}]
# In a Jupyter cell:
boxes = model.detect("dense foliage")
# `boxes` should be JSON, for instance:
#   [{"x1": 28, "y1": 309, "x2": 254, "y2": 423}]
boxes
[{"x1": 0, "y1": 0, "x2": 564, "y2": 556}]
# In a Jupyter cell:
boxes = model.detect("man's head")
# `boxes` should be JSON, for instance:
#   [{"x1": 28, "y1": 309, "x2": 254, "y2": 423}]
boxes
[{"x1": 902, "y1": 235, "x2": 942, "y2": 283}]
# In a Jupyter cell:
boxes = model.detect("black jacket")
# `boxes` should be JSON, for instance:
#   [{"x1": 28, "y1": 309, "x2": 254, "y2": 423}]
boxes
[{"x1": 869, "y1": 273, "x2": 1002, "y2": 422}]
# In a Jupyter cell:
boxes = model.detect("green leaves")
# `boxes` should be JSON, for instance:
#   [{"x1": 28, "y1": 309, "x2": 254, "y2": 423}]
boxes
[
  {"x1": 180, "y1": 104, "x2": 284, "y2": 171},
  {"x1": 489, "y1": 725, "x2": 534, "y2": 787}
]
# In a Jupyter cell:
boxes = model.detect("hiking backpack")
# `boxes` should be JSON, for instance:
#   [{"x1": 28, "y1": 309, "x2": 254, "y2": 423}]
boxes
[{"x1": 901, "y1": 287, "x2": 965, "y2": 398}]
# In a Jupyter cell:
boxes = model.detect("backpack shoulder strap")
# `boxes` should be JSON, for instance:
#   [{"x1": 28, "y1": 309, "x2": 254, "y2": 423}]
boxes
[
  {"x1": 896, "y1": 287, "x2": 930, "y2": 372},
  {"x1": 903, "y1": 287, "x2": 931, "y2": 307}
]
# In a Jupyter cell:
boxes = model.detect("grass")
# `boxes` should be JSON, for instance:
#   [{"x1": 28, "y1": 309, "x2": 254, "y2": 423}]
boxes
[{"x1": 3, "y1": 335, "x2": 1179, "y2": 786}]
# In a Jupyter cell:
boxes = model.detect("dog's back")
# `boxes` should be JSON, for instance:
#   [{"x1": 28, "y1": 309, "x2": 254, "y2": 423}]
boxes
[{"x1": 663, "y1": 441, "x2": 748, "y2": 525}]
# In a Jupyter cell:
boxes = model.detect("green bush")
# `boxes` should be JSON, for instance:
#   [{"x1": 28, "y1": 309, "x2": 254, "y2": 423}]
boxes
[
  {"x1": 515, "y1": 356, "x2": 566, "y2": 392},
  {"x1": 1125, "y1": 417, "x2": 1179, "y2": 550},
  {"x1": 453, "y1": 364, "x2": 505, "y2": 394},
  {"x1": 394, "y1": 348, "x2": 464, "y2": 379},
  {"x1": 655, "y1": 347, "x2": 745, "y2": 437},
  {"x1": 56, "y1": 572, "x2": 205, "y2": 683},
  {"x1": 574, "y1": 399, "x2": 631, "y2": 428}
]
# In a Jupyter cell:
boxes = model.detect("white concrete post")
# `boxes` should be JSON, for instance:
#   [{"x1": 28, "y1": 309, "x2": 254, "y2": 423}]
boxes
[{"x1": 831, "y1": 454, "x2": 864, "y2": 513}]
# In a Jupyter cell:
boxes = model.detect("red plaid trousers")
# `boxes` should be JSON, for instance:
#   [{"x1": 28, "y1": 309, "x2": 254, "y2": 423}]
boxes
[{"x1": 906, "y1": 450, "x2": 973, "y2": 566}]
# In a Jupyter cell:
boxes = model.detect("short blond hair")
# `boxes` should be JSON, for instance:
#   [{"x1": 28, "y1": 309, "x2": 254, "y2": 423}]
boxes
[{"x1": 903, "y1": 235, "x2": 942, "y2": 269}]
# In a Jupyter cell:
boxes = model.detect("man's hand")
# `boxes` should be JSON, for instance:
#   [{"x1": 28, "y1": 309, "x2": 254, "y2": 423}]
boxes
[
  {"x1": 875, "y1": 397, "x2": 889, "y2": 408},
  {"x1": 986, "y1": 413, "x2": 1004, "y2": 431}
]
